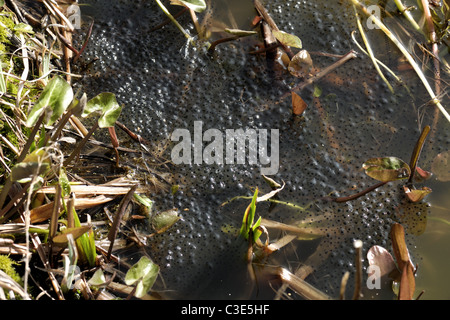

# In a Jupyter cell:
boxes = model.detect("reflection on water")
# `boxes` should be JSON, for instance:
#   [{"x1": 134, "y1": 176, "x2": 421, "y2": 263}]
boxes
[
  {"x1": 76, "y1": 0, "x2": 449, "y2": 299},
  {"x1": 415, "y1": 178, "x2": 450, "y2": 299}
]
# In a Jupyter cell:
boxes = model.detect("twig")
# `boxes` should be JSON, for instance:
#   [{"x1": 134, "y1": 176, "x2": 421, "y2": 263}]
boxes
[
  {"x1": 73, "y1": 19, "x2": 95, "y2": 63},
  {"x1": 393, "y1": 0, "x2": 423, "y2": 35},
  {"x1": 253, "y1": 0, "x2": 293, "y2": 58},
  {"x1": 420, "y1": 0, "x2": 441, "y2": 146},
  {"x1": 208, "y1": 36, "x2": 238, "y2": 54},
  {"x1": 329, "y1": 181, "x2": 387, "y2": 203},
  {"x1": 154, "y1": 0, "x2": 194, "y2": 44},
  {"x1": 353, "y1": 5, "x2": 394, "y2": 93},
  {"x1": 351, "y1": 31, "x2": 406, "y2": 90},
  {"x1": 277, "y1": 267, "x2": 332, "y2": 300},
  {"x1": 106, "y1": 185, "x2": 138, "y2": 261},
  {"x1": 30, "y1": 232, "x2": 65, "y2": 299},
  {"x1": 149, "y1": 7, "x2": 188, "y2": 32},
  {"x1": 282, "y1": 50, "x2": 357, "y2": 99},
  {"x1": 63, "y1": 121, "x2": 99, "y2": 167},
  {"x1": 0, "y1": 112, "x2": 45, "y2": 211}
]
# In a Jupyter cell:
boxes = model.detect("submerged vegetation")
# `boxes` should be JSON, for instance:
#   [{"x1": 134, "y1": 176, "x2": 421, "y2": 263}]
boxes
[{"x1": 0, "y1": 0, "x2": 449, "y2": 300}]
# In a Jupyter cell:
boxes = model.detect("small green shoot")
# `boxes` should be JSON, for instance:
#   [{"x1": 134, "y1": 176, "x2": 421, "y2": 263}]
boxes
[
  {"x1": 239, "y1": 188, "x2": 262, "y2": 243},
  {"x1": 88, "y1": 268, "x2": 106, "y2": 287},
  {"x1": 61, "y1": 233, "x2": 78, "y2": 293},
  {"x1": 0, "y1": 61, "x2": 6, "y2": 94},
  {"x1": 59, "y1": 170, "x2": 97, "y2": 267},
  {"x1": 224, "y1": 28, "x2": 258, "y2": 37}
]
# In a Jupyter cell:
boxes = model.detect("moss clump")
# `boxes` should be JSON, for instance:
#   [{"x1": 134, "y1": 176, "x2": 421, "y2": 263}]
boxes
[{"x1": 0, "y1": 254, "x2": 23, "y2": 299}]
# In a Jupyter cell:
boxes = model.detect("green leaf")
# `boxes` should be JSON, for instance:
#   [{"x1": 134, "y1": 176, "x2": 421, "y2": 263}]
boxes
[
  {"x1": 59, "y1": 168, "x2": 71, "y2": 197},
  {"x1": 252, "y1": 216, "x2": 262, "y2": 243},
  {"x1": 26, "y1": 75, "x2": 73, "y2": 127},
  {"x1": 11, "y1": 162, "x2": 48, "y2": 182},
  {"x1": 72, "y1": 207, "x2": 96, "y2": 267},
  {"x1": 83, "y1": 92, "x2": 122, "y2": 128},
  {"x1": 124, "y1": 256, "x2": 159, "y2": 298},
  {"x1": 88, "y1": 269, "x2": 106, "y2": 287},
  {"x1": 134, "y1": 193, "x2": 154, "y2": 214},
  {"x1": 362, "y1": 157, "x2": 411, "y2": 182},
  {"x1": 0, "y1": 61, "x2": 6, "y2": 94},
  {"x1": 170, "y1": 0, "x2": 206, "y2": 13},
  {"x1": 13, "y1": 23, "x2": 34, "y2": 34},
  {"x1": 313, "y1": 85, "x2": 322, "y2": 98},
  {"x1": 10, "y1": 148, "x2": 50, "y2": 182},
  {"x1": 272, "y1": 30, "x2": 302, "y2": 49},
  {"x1": 240, "y1": 188, "x2": 258, "y2": 239},
  {"x1": 151, "y1": 209, "x2": 180, "y2": 234}
]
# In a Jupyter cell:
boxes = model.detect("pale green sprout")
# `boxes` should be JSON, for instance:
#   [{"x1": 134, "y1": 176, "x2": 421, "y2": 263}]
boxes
[{"x1": 124, "y1": 256, "x2": 159, "y2": 298}]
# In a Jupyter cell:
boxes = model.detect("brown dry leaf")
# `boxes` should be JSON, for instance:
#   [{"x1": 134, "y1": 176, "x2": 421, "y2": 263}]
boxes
[
  {"x1": 398, "y1": 262, "x2": 415, "y2": 300},
  {"x1": 403, "y1": 185, "x2": 432, "y2": 203},
  {"x1": 37, "y1": 185, "x2": 138, "y2": 195},
  {"x1": 415, "y1": 166, "x2": 432, "y2": 180},
  {"x1": 390, "y1": 223, "x2": 412, "y2": 271},
  {"x1": 28, "y1": 195, "x2": 116, "y2": 223},
  {"x1": 52, "y1": 226, "x2": 92, "y2": 246},
  {"x1": 291, "y1": 92, "x2": 307, "y2": 115},
  {"x1": 390, "y1": 223, "x2": 416, "y2": 299}
]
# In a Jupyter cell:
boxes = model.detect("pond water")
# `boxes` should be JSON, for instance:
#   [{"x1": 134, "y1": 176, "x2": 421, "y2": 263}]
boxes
[{"x1": 74, "y1": 0, "x2": 449, "y2": 299}]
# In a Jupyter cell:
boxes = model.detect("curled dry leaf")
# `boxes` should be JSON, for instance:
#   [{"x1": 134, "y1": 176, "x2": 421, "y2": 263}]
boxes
[
  {"x1": 257, "y1": 180, "x2": 285, "y2": 202},
  {"x1": 415, "y1": 166, "x2": 432, "y2": 180},
  {"x1": 403, "y1": 185, "x2": 432, "y2": 202},
  {"x1": 288, "y1": 50, "x2": 313, "y2": 78}
]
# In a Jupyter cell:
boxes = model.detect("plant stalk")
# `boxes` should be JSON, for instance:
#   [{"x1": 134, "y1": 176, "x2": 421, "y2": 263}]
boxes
[
  {"x1": 350, "y1": 0, "x2": 450, "y2": 123},
  {"x1": 154, "y1": 0, "x2": 194, "y2": 44}
]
